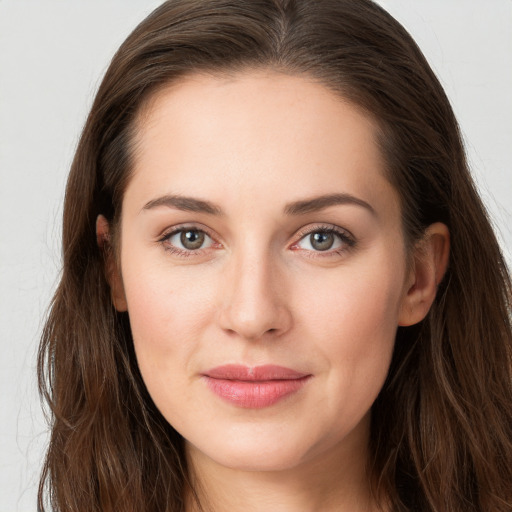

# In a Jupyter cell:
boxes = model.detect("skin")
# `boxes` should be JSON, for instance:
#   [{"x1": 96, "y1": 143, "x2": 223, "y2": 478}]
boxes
[{"x1": 98, "y1": 70, "x2": 449, "y2": 511}]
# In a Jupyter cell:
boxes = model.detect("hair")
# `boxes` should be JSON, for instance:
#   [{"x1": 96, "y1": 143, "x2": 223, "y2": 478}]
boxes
[{"x1": 38, "y1": 1, "x2": 512, "y2": 511}]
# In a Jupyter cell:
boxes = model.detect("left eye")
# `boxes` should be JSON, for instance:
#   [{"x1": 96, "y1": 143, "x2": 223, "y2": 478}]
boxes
[
  {"x1": 166, "y1": 229, "x2": 214, "y2": 251},
  {"x1": 296, "y1": 230, "x2": 347, "y2": 252}
]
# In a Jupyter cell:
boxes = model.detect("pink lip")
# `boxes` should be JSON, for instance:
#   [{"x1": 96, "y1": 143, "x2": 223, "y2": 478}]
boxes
[{"x1": 202, "y1": 364, "x2": 311, "y2": 408}]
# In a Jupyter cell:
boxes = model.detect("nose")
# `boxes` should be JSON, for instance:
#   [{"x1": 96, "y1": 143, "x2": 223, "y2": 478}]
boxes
[{"x1": 217, "y1": 250, "x2": 292, "y2": 341}]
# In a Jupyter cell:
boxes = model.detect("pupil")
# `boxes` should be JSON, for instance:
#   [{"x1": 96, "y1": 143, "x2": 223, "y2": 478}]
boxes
[
  {"x1": 181, "y1": 230, "x2": 205, "y2": 249},
  {"x1": 311, "y1": 232, "x2": 334, "y2": 251}
]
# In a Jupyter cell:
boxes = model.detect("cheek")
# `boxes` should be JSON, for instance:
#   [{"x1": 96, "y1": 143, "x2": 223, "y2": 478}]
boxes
[
  {"x1": 121, "y1": 260, "x2": 217, "y2": 382},
  {"x1": 297, "y1": 254, "x2": 403, "y2": 341},
  {"x1": 293, "y1": 254, "x2": 404, "y2": 407}
]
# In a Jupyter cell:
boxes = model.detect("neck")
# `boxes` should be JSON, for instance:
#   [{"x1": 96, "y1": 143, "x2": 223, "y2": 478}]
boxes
[{"x1": 184, "y1": 416, "x2": 384, "y2": 512}]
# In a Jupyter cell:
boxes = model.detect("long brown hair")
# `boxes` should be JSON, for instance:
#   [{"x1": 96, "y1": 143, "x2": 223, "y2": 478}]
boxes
[{"x1": 38, "y1": 1, "x2": 512, "y2": 510}]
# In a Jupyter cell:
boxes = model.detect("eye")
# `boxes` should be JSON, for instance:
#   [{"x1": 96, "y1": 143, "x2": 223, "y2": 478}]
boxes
[
  {"x1": 303, "y1": 231, "x2": 338, "y2": 251},
  {"x1": 162, "y1": 227, "x2": 215, "y2": 252},
  {"x1": 293, "y1": 226, "x2": 355, "y2": 254}
]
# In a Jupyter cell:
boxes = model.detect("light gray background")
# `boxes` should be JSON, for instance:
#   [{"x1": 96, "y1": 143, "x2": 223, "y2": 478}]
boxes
[{"x1": 1, "y1": 1, "x2": 510, "y2": 510}]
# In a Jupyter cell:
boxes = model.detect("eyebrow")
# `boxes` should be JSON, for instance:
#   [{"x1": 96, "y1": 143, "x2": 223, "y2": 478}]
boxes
[
  {"x1": 141, "y1": 192, "x2": 375, "y2": 217},
  {"x1": 284, "y1": 193, "x2": 376, "y2": 216},
  {"x1": 142, "y1": 194, "x2": 223, "y2": 215}
]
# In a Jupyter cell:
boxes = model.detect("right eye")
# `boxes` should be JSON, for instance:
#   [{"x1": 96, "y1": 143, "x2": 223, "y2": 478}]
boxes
[{"x1": 160, "y1": 227, "x2": 216, "y2": 254}]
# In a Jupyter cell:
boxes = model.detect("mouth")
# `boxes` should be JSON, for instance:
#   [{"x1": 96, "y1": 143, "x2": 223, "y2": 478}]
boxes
[{"x1": 201, "y1": 364, "x2": 311, "y2": 409}]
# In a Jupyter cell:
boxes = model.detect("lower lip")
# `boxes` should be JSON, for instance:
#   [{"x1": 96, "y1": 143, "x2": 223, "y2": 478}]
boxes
[{"x1": 203, "y1": 376, "x2": 310, "y2": 408}]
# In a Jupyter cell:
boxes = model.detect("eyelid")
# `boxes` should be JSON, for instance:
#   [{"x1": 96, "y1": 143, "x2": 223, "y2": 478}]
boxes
[
  {"x1": 158, "y1": 222, "x2": 216, "y2": 241},
  {"x1": 290, "y1": 223, "x2": 356, "y2": 254},
  {"x1": 157, "y1": 223, "x2": 222, "y2": 255}
]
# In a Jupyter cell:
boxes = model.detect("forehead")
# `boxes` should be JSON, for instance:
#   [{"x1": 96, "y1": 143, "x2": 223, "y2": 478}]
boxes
[{"x1": 125, "y1": 70, "x2": 398, "y2": 219}]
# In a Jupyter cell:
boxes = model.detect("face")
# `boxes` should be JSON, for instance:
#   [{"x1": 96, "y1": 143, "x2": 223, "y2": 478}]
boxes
[{"x1": 113, "y1": 70, "x2": 414, "y2": 474}]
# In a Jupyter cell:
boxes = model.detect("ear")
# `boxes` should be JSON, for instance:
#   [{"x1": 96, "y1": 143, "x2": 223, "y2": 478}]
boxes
[
  {"x1": 398, "y1": 222, "x2": 450, "y2": 326},
  {"x1": 96, "y1": 215, "x2": 128, "y2": 312}
]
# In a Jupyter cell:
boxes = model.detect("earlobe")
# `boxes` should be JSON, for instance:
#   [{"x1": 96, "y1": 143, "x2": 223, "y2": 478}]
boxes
[
  {"x1": 96, "y1": 215, "x2": 128, "y2": 312},
  {"x1": 398, "y1": 222, "x2": 450, "y2": 327}
]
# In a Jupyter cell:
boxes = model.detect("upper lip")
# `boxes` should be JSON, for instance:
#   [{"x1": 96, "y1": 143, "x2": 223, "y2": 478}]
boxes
[{"x1": 203, "y1": 364, "x2": 309, "y2": 381}]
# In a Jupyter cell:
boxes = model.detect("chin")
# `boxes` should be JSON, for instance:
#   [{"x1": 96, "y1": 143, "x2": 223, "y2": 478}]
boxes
[
  {"x1": 211, "y1": 450, "x2": 305, "y2": 472},
  {"x1": 187, "y1": 432, "x2": 313, "y2": 473}
]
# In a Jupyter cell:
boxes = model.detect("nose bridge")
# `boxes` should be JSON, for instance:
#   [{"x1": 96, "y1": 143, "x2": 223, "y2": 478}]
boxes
[{"x1": 218, "y1": 240, "x2": 291, "y2": 340}]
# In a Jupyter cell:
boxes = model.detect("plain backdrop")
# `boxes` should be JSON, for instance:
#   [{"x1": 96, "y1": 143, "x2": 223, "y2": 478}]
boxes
[{"x1": 0, "y1": 1, "x2": 510, "y2": 510}]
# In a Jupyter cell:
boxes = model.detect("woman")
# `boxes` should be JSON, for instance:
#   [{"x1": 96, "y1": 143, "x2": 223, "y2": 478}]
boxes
[{"x1": 38, "y1": 0, "x2": 512, "y2": 511}]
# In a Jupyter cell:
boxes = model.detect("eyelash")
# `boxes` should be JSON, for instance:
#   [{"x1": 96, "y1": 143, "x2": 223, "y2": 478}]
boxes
[
  {"x1": 291, "y1": 224, "x2": 356, "y2": 258},
  {"x1": 158, "y1": 224, "x2": 218, "y2": 258},
  {"x1": 158, "y1": 223, "x2": 356, "y2": 258}
]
